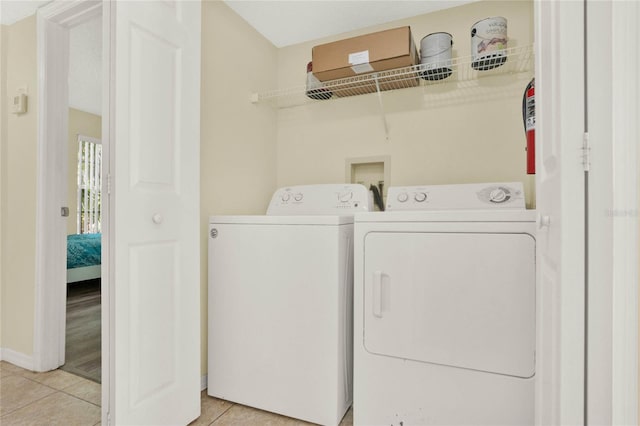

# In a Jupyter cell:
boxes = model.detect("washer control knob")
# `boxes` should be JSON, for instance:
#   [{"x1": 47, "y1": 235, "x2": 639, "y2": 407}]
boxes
[
  {"x1": 397, "y1": 192, "x2": 409, "y2": 203},
  {"x1": 489, "y1": 188, "x2": 509, "y2": 203},
  {"x1": 414, "y1": 192, "x2": 427, "y2": 202},
  {"x1": 281, "y1": 193, "x2": 291, "y2": 202},
  {"x1": 338, "y1": 191, "x2": 353, "y2": 202},
  {"x1": 294, "y1": 193, "x2": 303, "y2": 201}
]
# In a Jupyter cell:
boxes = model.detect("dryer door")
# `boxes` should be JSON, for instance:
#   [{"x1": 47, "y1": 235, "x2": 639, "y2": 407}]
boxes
[{"x1": 363, "y1": 232, "x2": 535, "y2": 378}]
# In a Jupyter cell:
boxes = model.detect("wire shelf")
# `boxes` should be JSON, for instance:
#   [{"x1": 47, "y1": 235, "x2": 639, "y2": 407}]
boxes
[{"x1": 253, "y1": 44, "x2": 534, "y2": 109}]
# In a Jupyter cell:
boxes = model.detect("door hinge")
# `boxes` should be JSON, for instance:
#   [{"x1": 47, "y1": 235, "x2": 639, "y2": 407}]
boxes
[
  {"x1": 582, "y1": 132, "x2": 591, "y2": 172},
  {"x1": 107, "y1": 412, "x2": 111, "y2": 426},
  {"x1": 107, "y1": 173, "x2": 112, "y2": 194}
]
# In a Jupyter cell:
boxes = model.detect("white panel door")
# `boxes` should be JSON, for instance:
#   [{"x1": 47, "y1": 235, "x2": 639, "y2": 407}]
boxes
[
  {"x1": 363, "y1": 232, "x2": 536, "y2": 378},
  {"x1": 534, "y1": 1, "x2": 586, "y2": 424},
  {"x1": 110, "y1": 1, "x2": 201, "y2": 424}
]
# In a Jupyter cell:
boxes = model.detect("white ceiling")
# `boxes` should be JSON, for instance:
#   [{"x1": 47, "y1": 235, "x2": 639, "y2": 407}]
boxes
[
  {"x1": 223, "y1": 0, "x2": 476, "y2": 47},
  {"x1": 69, "y1": 15, "x2": 102, "y2": 116}
]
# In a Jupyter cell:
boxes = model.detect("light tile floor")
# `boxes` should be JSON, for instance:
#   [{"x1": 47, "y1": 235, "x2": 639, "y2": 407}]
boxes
[
  {"x1": 0, "y1": 361, "x2": 353, "y2": 426},
  {"x1": 0, "y1": 361, "x2": 100, "y2": 425}
]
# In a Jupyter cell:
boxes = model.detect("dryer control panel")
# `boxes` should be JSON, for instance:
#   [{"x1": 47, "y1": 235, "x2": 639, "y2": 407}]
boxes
[
  {"x1": 386, "y1": 182, "x2": 526, "y2": 211},
  {"x1": 267, "y1": 184, "x2": 372, "y2": 215}
]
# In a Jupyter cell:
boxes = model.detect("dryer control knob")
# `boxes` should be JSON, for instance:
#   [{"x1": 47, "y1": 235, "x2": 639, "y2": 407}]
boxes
[
  {"x1": 489, "y1": 188, "x2": 509, "y2": 203},
  {"x1": 414, "y1": 192, "x2": 427, "y2": 202},
  {"x1": 338, "y1": 191, "x2": 353, "y2": 202},
  {"x1": 281, "y1": 193, "x2": 291, "y2": 202},
  {"x1": 294, "y1": 193, "x2": 303, "y2": 201},
  {"x1": 397, "y1": 192, "x2": 409, "y2": 203}
]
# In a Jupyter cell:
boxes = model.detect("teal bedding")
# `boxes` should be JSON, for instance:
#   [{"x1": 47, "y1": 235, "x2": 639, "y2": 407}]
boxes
[{"x1": 67, "y1": 233, "x2": 101, "y2": 269}]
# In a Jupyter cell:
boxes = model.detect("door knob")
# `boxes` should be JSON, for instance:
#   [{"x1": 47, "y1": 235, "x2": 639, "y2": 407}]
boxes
[{"x1": 152, "y1": 213, "x2": 163, "y2": 224}]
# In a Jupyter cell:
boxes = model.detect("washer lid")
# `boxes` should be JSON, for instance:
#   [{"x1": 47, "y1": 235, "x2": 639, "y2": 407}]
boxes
[{"x1": 209, "y1": 215, "x2": 354, "y2": 225}]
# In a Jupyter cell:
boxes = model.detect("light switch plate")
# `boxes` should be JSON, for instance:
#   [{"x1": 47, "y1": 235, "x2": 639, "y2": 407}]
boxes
[{"x1": 11, "y1": 93, "x2": 27, "y2": 114}]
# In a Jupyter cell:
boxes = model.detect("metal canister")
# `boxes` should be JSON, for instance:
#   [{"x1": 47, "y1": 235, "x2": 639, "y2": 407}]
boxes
[
  {"x1": 420, "y1": 32, "x2": 453, "y2": 81},
  {"x1": 471, "y1": 17, "x2": 508, "y2": 70}
]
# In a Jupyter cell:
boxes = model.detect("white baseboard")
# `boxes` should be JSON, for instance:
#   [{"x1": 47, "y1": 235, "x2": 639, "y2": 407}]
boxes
[
  {"x1": 201, "y1": 374, "x2": 207, "y2": 391},
  {"x1": 0, "y1": 347, "x2": 34, "y2": 371},
  {"x1": 4, "y1": 350, "x2": 209, "y2": 392}
]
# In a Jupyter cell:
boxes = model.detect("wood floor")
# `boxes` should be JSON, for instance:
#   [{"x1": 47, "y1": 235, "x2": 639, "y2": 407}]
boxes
[{"x1": 61, "y1": 279, "x2": 101, "y2": 383}]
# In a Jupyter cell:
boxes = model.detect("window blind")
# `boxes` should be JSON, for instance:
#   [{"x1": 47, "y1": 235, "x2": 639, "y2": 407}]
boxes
[{"x1": 76, "y1": 135, "x2": 102, "y2": 234}]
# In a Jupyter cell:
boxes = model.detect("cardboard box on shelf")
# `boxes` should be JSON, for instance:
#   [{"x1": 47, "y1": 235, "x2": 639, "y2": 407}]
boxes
[{"x1": 311, "y1": 26, "x2": 419, "y2": 83}]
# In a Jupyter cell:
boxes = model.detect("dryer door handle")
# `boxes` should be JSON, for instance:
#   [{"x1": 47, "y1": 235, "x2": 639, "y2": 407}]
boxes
[{"x1": 372, "y1": 271, "x2": 385, "y2": 318}]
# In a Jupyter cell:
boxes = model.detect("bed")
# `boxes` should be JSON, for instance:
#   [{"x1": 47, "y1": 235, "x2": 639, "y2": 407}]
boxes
[{"x1": 67, "y1": 233, "x2": 102, "y2": 283}]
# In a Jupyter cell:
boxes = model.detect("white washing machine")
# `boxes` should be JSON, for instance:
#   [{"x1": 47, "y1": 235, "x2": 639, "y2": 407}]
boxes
[
  {"x1": 208, "y1": 184, "x2": 371, "y2": 426},
  {"x1": 353, "y1": 182, "x2": 536, "y2": 426}
]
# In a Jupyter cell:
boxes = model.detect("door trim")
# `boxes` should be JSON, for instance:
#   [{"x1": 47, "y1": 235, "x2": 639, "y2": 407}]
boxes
[
  {"x1": 103, "y1": 1, "x2": 113, "y2": 422},
  {"x1": 609, "y1": 1, "x2": 639, "y2": 423},
  {"x1": 35, "y1": 0, "x2": 110, "y2": 422},
  {"x1": 35, "y1": 0, "x2": 103, "y2": 373},
  {"x1": 34, "y1": 5, "x2": 70, "y2": 373},
  {"x1": 585, "y1": 0, "x2": 640, "y2": 423},
  {"x1": 534, "y1": 0, "x2": 587, "y2": 424}
]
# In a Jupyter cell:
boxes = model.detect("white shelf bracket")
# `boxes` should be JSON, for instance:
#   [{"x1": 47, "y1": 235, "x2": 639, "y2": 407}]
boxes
[{"x1": 373, "y1": 74, "x2": 390, "y2": 142}]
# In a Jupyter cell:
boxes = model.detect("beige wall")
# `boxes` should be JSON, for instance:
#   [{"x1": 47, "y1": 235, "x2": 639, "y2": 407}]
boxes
[
  {"x1": 276, "y1": 1, "x2": 535, "y2": 207},
  {"x1": 0, "y1": 1, "x2": 533, "y2": 374},
  {"x1": 197, "y1": 0, "x2": 534, "y2": 378},
  {"x1": 0, "y1": 16, "x2": 38, "y2": 355},
  {"x1": 0, "y1": 0, "x2": 279, "y2": 373},
  {"x1": 67, "y1": 108, "x2": 102, "y2": 236},
  {"x1": 199, "y1": 0, "x2": 278, "y2": 374}
]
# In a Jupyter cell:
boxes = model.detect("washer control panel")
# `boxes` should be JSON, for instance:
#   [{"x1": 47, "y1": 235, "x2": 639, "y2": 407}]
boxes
[
  {"x1": 267, "y1": 184, "x2": 372, "y2": 215},
  {"x1": 386, "y1": 182, "x2": 526, "y2": 211}
]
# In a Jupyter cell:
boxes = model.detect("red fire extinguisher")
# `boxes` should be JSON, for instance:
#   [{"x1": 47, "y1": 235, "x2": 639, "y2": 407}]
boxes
[{"x1": 522, "y1": 78, "x2": 535, "y2": 174}]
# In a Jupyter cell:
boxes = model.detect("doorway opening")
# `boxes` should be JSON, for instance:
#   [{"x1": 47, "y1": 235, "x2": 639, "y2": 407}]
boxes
[
  {"x1": 63, "y1": 134, "x2": 103, "y2": 382},
  {"x1": 59, "y1": 16, "x2": 103, "y2": 383}
]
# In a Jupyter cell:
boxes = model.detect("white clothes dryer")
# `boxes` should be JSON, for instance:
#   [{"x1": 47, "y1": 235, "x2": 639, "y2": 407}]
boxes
[
  {"x1": 208, "y1": 184, "x2": 371, "y2": 426},
  {"x1": 353, "y1": 182, "x2": 536, "y2": 426}
]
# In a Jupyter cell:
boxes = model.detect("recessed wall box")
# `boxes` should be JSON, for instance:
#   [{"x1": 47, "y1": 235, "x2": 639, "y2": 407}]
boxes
[{"x1": 346, "y1": 156, "x2": 390, "y2": 211}]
